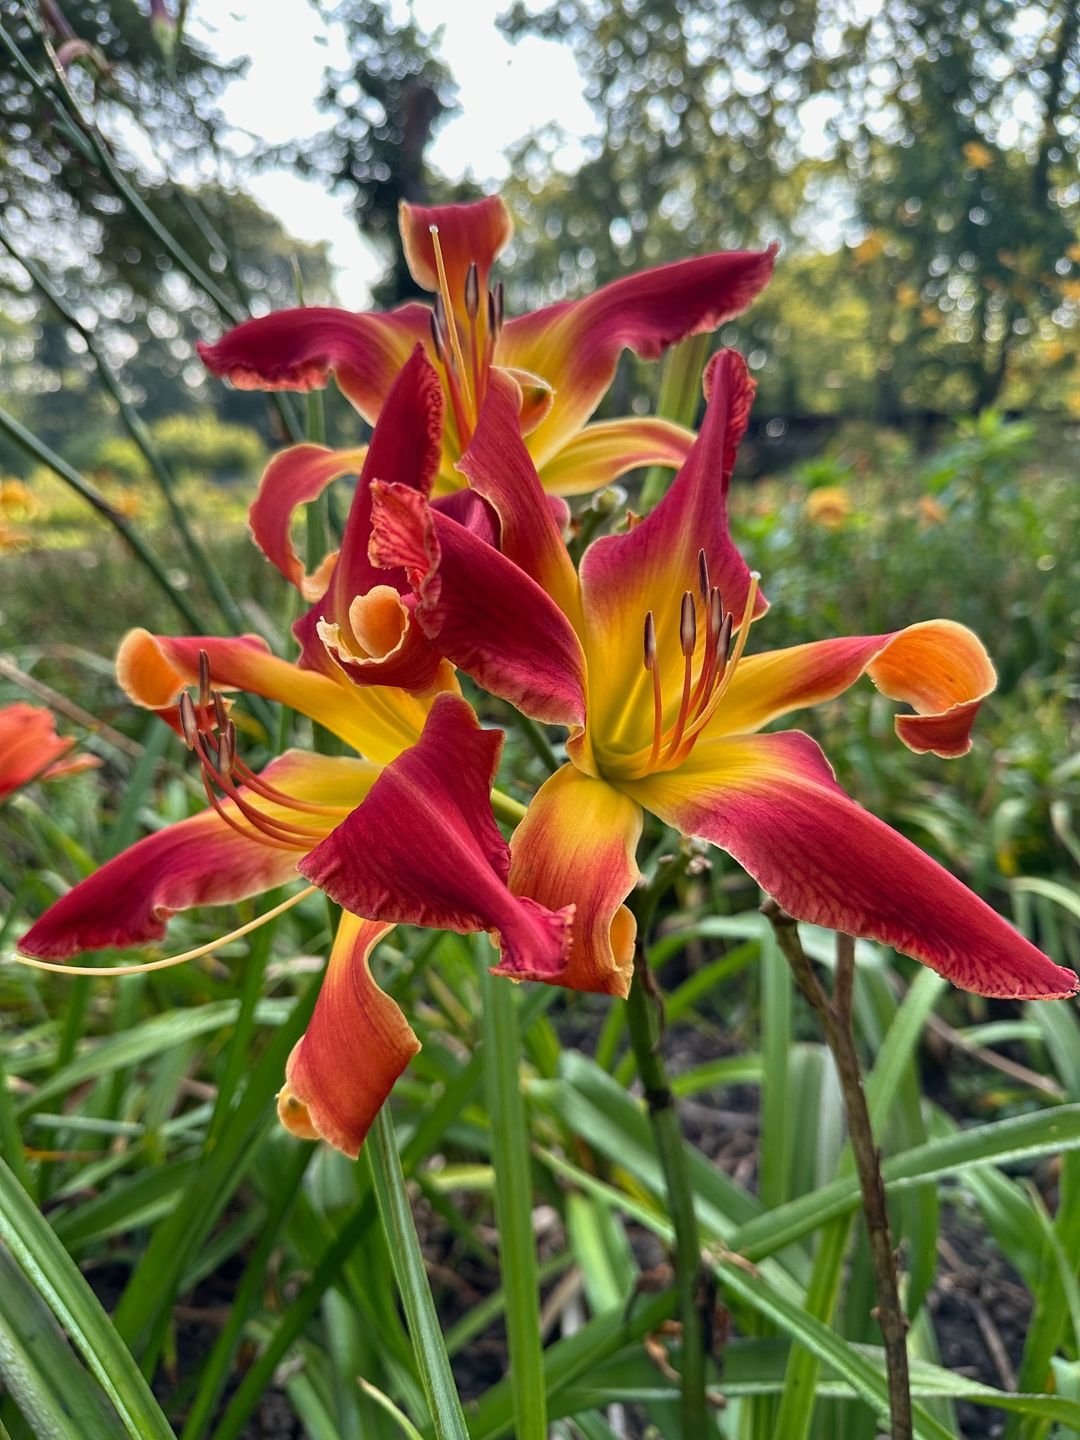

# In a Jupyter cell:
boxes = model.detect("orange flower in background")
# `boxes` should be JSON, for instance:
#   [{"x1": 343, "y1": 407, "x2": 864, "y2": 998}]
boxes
[
  {"x1": 962, "y1": 140, "x2": 994, "y2": 170},
  {"x1": 917, "y1": 495, "x2": 947, "y2": 528},
  {"x1": 0, "y1": 703, "x2": 99, "y2": 799},
  {"x1": 199, "y1": 194, "x2": 776, "y2": 497},
  {"x1": 804, "y1": 486, "x2": 853, "y2": 529}
]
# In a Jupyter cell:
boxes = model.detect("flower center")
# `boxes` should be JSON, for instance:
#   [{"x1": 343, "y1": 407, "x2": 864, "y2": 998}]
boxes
[
  {"x1": 621, "y1": 553, "x2": 759, "y2": 780},
  {"x1": 427, "y1": 224, "x2": 503, "y2": 451},
  {"x1": 178, "y1": 652, "x2": 349, "y2": 853}
]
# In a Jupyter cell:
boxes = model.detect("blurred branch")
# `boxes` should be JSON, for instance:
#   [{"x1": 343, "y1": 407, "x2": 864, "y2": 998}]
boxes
[{"x1": 763, "y1": 901, "x2": 914, "y2": 1440}]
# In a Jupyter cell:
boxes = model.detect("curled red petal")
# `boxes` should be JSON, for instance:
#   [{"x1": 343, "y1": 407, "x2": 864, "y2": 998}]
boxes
[
  {"x1": 278, "y1": 914, "x2": 419, "y2": 1157},
  {"x1": 500, "y1": 246, "x2": 776, "y2": 469},
  {"x1": 198, "y1": 305, "x2": 431, "y2": 423},
  {"x1": 369, "y1": 483, "x2": 588, "y2": 728}
]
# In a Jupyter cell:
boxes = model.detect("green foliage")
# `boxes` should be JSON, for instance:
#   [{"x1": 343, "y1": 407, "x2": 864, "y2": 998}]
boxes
[{"x1": 93, "y1": 413, "x2": 267, "y2": 486}]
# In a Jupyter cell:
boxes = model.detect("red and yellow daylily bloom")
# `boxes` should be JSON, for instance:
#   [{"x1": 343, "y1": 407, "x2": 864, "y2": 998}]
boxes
[
  {"x1": 16, "y1": 365, "x2": 576, "y2": 1157},
  {"x1": 363, "y1": 349, "x2": 1078, "y2": 1004},
  {"x1": 198, "y1": 193, "x2": 776, "y2": 497},
  {"x1": 0, "y1": 702, "x2": 99, "y2": 798}
]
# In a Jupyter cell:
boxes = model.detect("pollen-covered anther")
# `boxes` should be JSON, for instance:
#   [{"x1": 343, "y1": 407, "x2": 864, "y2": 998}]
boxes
[{"x1": 178, "y1": 690, "x2": 200, "y2": 752}]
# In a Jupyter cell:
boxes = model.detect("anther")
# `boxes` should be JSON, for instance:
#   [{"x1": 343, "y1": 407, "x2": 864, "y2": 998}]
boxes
[
  {"x1": 178, "y1": 691, "x2": 199, "y2": 751},
  {"x1": 429, "y1": 308, "x2": 446, "y2": 364},
  {"x1": 643, "y1": 610, "x2": 657, "y2": 669},
  {"x1": 465, "y1": 261, "x2": 480, "y2": 319},
  {"x1": 213, "y1": 691, "x2": 230, "y2": 735},
  {"x1": 717, "y1": 611, "x2": 734, "y2": 666},
  {"x1": 709, "y1": 587, "x2": 723, "y2": 640},
  {"x1": 680, "y1": 591, "x2": 697, "y2": 656},
  {"x1": 198, "y1": 648, "x2": 211, "y2": 708},
  {"x1": 487, "y1": 289, "x2": 497, "y2": 334},
  {"x1": 493, "y1": 280, "x2": 504, "y2": 333},
  {"x1": 697, "y1": 549, "x2": 710, "y2": 605}
]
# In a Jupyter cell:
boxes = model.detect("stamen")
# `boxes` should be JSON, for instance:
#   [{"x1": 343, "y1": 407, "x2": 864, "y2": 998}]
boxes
[
  {"x1": 13, "y1": 886, "x2": 318, "y2": 976},
  {"x1": 697, "y1": 549, "x2": 710, "y2": 605},
  {"x1": 464, "y1": 262, "x2": 480, "y2": 319},
  {"x1": 663, "y1": 592, "x2": 697, "y2": 760},
  {"x1": 643, "y1": 611, "x2": 663, "y2": 771},
  {"x1": 178, "y1": 690, "x2": 200, "y2": 751},
  {"x1": 493, "y1": 280, "x2": 504, "y2": 334},
  {"x1": 679, "y1": 590, "x2": 697, "y2": 656},
  {"x1": 198, "y1": 648, "x2": 211, "y2": 708},
  {"x1": 428, "y1": 225, "x2": 474, "y2": 417},
  {"x1": 429, "y1": 308, "x2": 446, "y2": 365}
]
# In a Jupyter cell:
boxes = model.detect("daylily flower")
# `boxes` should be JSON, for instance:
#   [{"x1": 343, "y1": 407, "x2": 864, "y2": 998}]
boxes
[
  {"x1": 198, "y1": 194, "x2": 776, "y2": 497},
  {"x1": 359, "y1": 349, "x2": 1078, "y2": 1004},
  {"x1": 17, "y1": 361, "x2": 575, "y2": 1157},
  {"x1": 0, "y1": 702, "x2": 99, "y2": 799}
]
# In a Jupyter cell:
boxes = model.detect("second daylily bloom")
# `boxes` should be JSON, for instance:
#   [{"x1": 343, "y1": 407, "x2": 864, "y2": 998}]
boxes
[
  {"x1": 198, "y1": 193, "x2": 776, "y2": 496},
  {"x1": 0, "y1": 702, "x2": 99, "y2": 798},
  {"x1": 362, "y1": 349, "x2": 1078, "y2": 1004}
]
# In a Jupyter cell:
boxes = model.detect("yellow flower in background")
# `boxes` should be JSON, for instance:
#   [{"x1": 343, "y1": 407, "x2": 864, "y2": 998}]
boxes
[
  {"x1": 0, "y1": 479, "x2": 35, "y2": 518},
  {"x1": 804, "y1": 486, "x2": 853, "y2": 529},
  {"x1": 895, "y1": 283, "x2": 920, "y2": 309},
  {"x1": 962, "y1": 140, "x2": 993, "y2": 170},
  {"x1": 1065, "y1": 243, "x2": 1080, "y2": 263}
]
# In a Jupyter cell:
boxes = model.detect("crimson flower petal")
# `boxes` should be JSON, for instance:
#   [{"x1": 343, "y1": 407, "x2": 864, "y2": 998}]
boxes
[
  {"x1": 499, "y1": 246, "x2": 776, "y2": 470},
  {"x1": 249, "y1": 444, "x2": 366, "y2": 599},
  {"x1": 627, "y1": 731, "x2": 1078, "y2": 1000},
  {"x1": 198, "y1": 304, "x2": 431, "y2": 424},
  {"x1": 300, "y1": 695, "x2": 573, "y2": 982}
]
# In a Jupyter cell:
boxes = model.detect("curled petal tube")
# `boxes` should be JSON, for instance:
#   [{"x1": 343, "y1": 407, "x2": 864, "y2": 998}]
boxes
[
  {"x1": 709, "y1": 620, "x2": 997, "y2": 758},
  {"x1": 625, "y1": 730, "x2": 1079, "y2": 1001},
  {"x1": 368, "y1": 482, "x2": 588, "y2": 729},
  {"x1": 508, "y1": 764, "x2": 642, "y2": 997},
  {"x1": 278, "y1": 914, "x2": 420, "y2": 1158},
  {"x1": 300, "y1": 694, "x2": 574, "y2": 982}
]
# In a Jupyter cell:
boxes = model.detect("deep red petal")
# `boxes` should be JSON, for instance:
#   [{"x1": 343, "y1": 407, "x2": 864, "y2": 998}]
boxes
[
  {"x1": 499, "y1": 246, "x2": 776, "y2": 468},
  {"x1": 249, "y1": 444, "x2": 366, "y2": 598},
  {"x1": 455, "y1": 370, "x2": 582, "y2": 620},
  {"x1": 628, "y1": 731, "x2": 1078, "y2": 1001},
  {"x1": 300, "y1": 694, "x2": 573, "y2": 980},
  {"x1": 198, "y1": 304, "x2": 431, "y2": 423}
]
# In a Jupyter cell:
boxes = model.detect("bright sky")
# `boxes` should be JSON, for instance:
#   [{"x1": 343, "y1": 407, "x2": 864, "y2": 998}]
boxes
[{"x1": 188, "y1": 0, "x2": 595, "y2": 306}]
